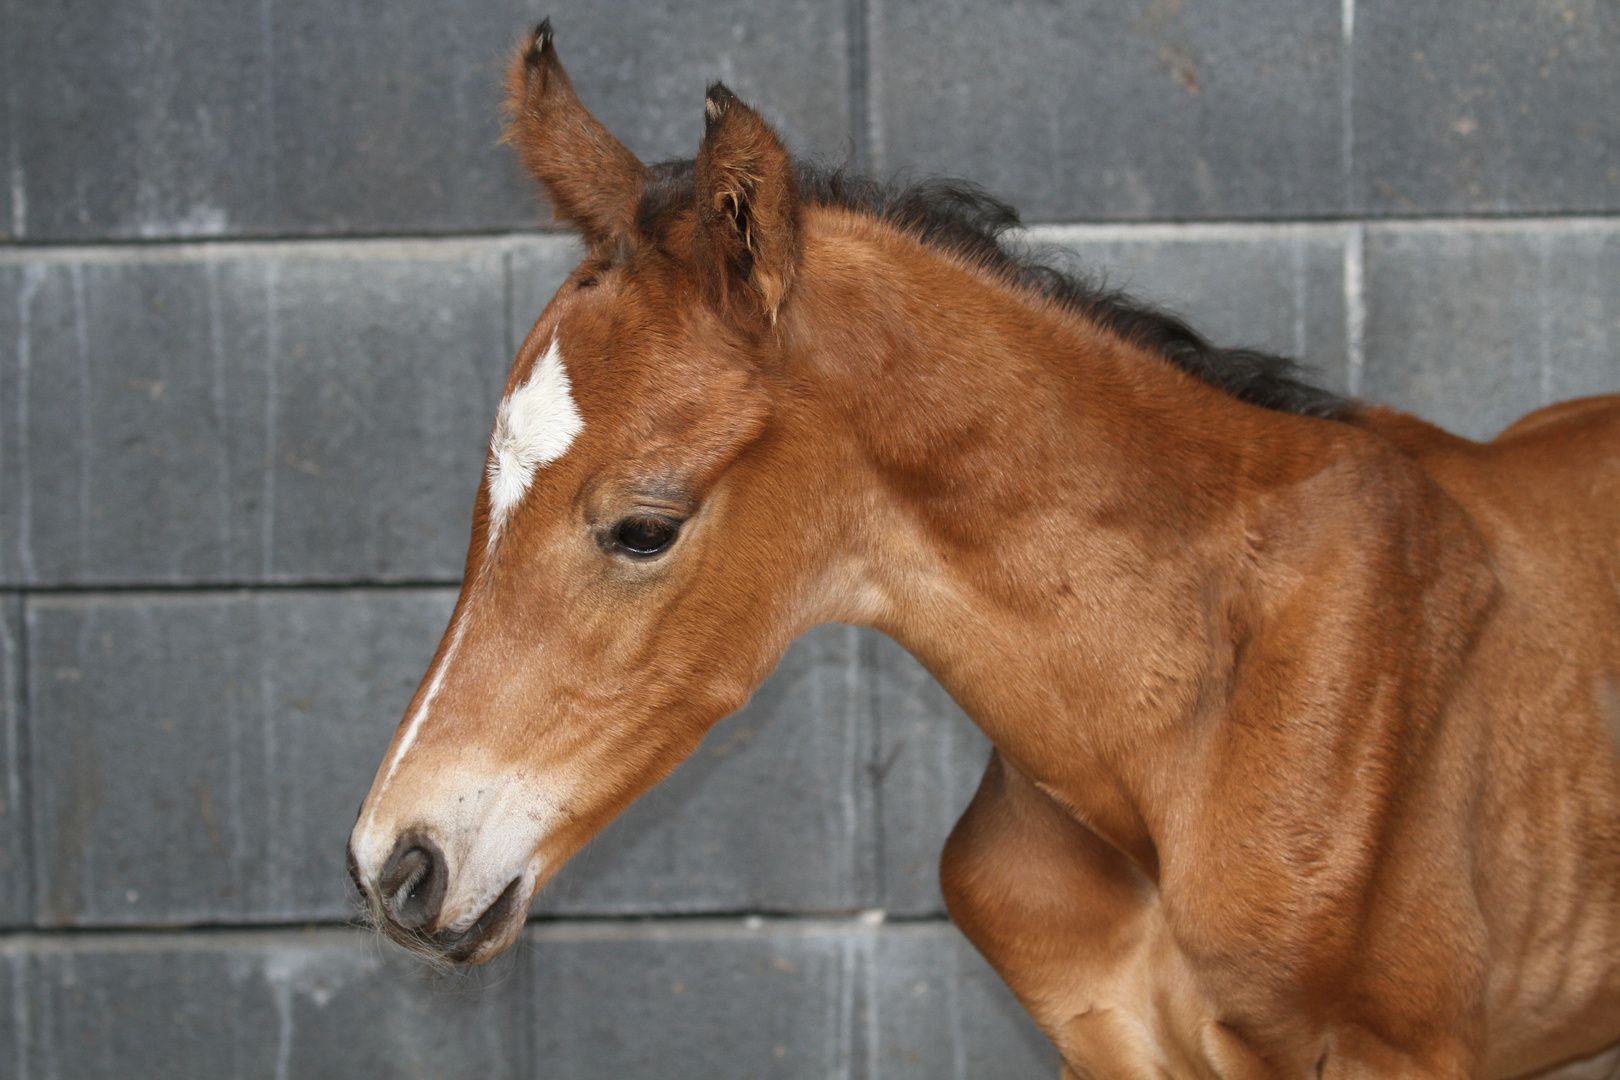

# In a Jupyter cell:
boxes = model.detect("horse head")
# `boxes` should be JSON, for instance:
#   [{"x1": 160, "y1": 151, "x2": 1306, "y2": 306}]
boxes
[{"x1": 348, "y1": 23, "x2": 874, "y2": 963}]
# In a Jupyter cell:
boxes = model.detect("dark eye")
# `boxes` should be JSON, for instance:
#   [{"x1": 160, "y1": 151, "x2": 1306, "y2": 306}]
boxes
[{"x1": 611, "y1": 515, "x2": 680, "y2": 558}]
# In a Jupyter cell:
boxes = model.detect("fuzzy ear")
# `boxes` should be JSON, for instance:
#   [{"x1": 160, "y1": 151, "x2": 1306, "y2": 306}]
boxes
[
  {"x1": 693, "y1": 84, "x2": 801, "y2": 324},
  {"x1": 504, "y1": 21, "x2": 648, "y2": 248}
]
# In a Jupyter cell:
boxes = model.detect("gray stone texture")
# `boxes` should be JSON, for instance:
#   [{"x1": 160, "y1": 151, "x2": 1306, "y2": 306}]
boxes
[
  {"x1": 6, "y1": 0, "x2": 1619, "y2": 245},
  {"x1": 0, "y1": 921, "x2": 1053, "y2": 1079},
  {"x1": 0, "y1": 241, "x2": 509, "y2": 586},
  {"x1": 509, "y1": 234, "x2": 586, "y2": 356},
  {"x1": 27, "y1": 588, "x2": 455, "y2": 926},
  {"x1": 0, "y1": 948, "x2": 23, "y2": 1080},
  {"x1": 0, "y1": 596, "x2": 25, "y2": 928},
  {"x1": 535, "y1": 0, "x2": 852, "y2": 168},
  {"x1": 864, "y1": 924, "x2": 1062, "y2": 1078},
  {"x1": 871, "y1": 0, "x2": 1348, "y2": 222},
  {"x1": 529, "y1": 921, "x2": 854, "y2": 1077},
  {"x1": 1361, "y1": 221, "x2": 1620, "y2": 440},
  {"x1": 16, "y1": 929, "x2": 526, "y2": 1079},
  {"x1": 6, "y1": 0, "x2": 851, "y2": 243},
  {"x1": 869, "y1": 631, "x2": 989, "y2": 918},
  {"x1": 527, "y1": 919, "x2": 1057, "y2": 1079},
  {"x1": 1353, "y1": 0, "x2": 1620, "y2": 215}
]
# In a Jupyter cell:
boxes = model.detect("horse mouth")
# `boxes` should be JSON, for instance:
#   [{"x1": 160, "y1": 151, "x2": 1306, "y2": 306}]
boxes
[
  {"x1": 371, "y1": 870, "x2": 529, "y2": 964},
  {"x1": 427, "y1": 876, "x2": 528, "y2": 963},
  {"x1": 356, "y1": 830, "x2": 532, "y2": 964}
]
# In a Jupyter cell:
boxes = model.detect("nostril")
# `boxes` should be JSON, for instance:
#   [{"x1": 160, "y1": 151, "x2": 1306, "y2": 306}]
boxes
[{"x1": 378, "y1": 834, "x2": 447, "y2": 932}]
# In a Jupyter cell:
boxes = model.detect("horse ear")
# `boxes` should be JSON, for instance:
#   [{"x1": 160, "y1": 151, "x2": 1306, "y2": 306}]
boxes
[
  {"x1": 504, "y1": 21, "x2": 648, "y2": 248},
  {"x1": 694, "y1": 84, "x2": 800, "y2": 324}
]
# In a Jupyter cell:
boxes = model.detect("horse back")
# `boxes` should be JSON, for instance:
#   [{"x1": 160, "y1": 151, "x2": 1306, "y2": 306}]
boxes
[{"x1": 1356, "y1": 394, "x2": 1620, "y2": 596}]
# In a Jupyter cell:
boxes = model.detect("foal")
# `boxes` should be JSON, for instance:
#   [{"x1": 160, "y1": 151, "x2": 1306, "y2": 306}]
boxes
[{"x1": 351, "y1": 23, "x2": 1620, "y2": 1080}]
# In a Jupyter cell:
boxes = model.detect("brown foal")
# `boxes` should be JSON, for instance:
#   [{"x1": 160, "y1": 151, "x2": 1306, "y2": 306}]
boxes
[{"x1": 350, "y1": 23, "x2": 1620, "y2": 1080}]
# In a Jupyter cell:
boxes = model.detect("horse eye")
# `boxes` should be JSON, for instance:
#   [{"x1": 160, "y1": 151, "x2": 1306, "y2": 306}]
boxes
[{"x1": 611, "y1": 515, "x2": 680, "y2": 558}]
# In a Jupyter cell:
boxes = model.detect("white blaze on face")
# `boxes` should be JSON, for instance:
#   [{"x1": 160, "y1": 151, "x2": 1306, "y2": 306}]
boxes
[
  {"x1": 486, "y1": 332, "x2": 584, "y2": 542},
  {"x1": 353, "y1": 330, "x2": 583, "y2": 877}
]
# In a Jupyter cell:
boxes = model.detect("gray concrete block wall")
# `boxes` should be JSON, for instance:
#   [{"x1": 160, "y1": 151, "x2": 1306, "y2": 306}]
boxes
[
  {"x1": 1353, "y1": 0, "x2": 1620, "y2": 215},
  {"x1": 526, "y1": 920, "x2": 1057, "y2": 1078},
  {"x1": 0, "y1": 241, "x2": 513, "y2": 586},
  {"x1": 2, "y1": 0, "x2": 1616, "y2": 1075},
  {"x1": 1361, "y1": 219, "x2": 1620, "y2": 439},
  {"x1": 0, "y1": 922, "x2": 1055, "y2": 1079},
  {"x1": 12, "y1": 929, "x2": 530, "y2": 1079},
  {"x1": 5, "y1": 0, "x2": 857, "y2": 243},
  {"x1": 28, "y1": 589, "x2": 455, "y2": 927},
  {"x1": 0, "y1": 596, "x2": 25, "y2": 928}
]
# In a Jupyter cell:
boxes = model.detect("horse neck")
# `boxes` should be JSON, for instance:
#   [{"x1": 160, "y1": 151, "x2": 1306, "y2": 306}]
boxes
[{"x1": 783, "y1": 216, "x2": 1380, "y2": 865}]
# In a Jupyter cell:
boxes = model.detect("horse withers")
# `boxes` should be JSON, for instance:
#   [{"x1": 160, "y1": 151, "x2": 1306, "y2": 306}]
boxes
[{"x1": 349, "y1": 22, "x2": 1620, "y2": 1080}]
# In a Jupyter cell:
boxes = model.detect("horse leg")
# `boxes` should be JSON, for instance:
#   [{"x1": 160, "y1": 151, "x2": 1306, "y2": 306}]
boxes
[
  {"x1": 940, "y1": 751, "x2": 1269, "y2": 1080},
  {"x1": 943, "y1": 752, "x2": 1492, "y2": 1080}
]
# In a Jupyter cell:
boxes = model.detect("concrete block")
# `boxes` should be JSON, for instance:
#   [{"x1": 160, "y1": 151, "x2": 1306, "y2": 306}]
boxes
[
  {"x1": 7, "y1": 0, "x2": 276, "y2": 242},
  {"x1": 257, "y1": 243, "x2": 506, "y2": 582},
  {"x1": 508, "y1": 235, "x2": 587, "y2": 356},
  {"x1": 1361, "y1": 220, "x2": 1620, "y2": 440},
  {"x1": 868, "y1": 632, "x2": 989, "y2": 917},
  {"x1": 13, "y1": 256, "x2": 273, "y2": 587},
  {"x1": 4, "y1": 241, "x2": 506, "y2": 586},
  {"x1": 0, "y1": 949, "x2": 22, "y2": 1080},
  {"x1": 9, "y1": 0, "x2": 530, "y2": 241},
  {"x1": 0, "y1": 7, "x2": 18, "y2": 245},
  {"x1": 535, "y1": 624, "x2": 880, "y2": 915},
  {"x1": 866, "y1": 924, "x2": 1061, "y2": 1079},
  {"x1": 526, "y1": 918, "x2": 1057, "y2": 1079},
  {"x1": 6, "y1": 921, "x2": 1051, "y2": 1078},
  {"x1": 1032, "y1": 224, "x2": 1352, "y2": 391},
  {"x1": 258, "y1": 0, "x2": 541, "y2": 239},
  {"x1": 0, "y1": 263, "x2": 72, "y2": 586},
  {"x1": 529, "y1": 920, "x2": 852, "y2": 1077},
  {"x1": 11, "y1": 0, "x2": 850, "y2": 241},
  {"x1": 536, "y1": 0, "x2": 852, "y2": 168},
  {"x1": 28, "y1": 588, "x2": 456, "y2": 926},
  {"x1": 19, "y1": 928, "x2": 525, "y2": 1079},
  {"x1": 1354, "y1": 0, "x2": 1620, "y2": 215},
  {"x1": 871, "y1": 0, "x2": 1346, "y2": 222},
  {"x1": 0, "y1": 596, "x2": 27, "y2": 927}
]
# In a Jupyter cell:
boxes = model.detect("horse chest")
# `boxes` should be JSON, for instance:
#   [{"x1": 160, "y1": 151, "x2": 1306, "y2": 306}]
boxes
[
  {"x1": 1044, "y1": 915, "x2": 1288, "y2": 1080},
  {"x1": 941, "y1": 752, "x2": 1318, "y2": 1080}
]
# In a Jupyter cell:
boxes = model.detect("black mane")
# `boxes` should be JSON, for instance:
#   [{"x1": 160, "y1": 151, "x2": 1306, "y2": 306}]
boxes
[{"x1": 636, "y1": 159, "x2": 1346, "y2": 420}]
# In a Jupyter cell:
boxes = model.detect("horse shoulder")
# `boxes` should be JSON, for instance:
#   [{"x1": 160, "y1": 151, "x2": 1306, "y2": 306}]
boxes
[
  {"x1": 941, "y1": 752, "x2": 1284, "y2": 1080},
  {"x1": 1345, "y1": 398, "x2": 1620, "y2": 1074}
]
